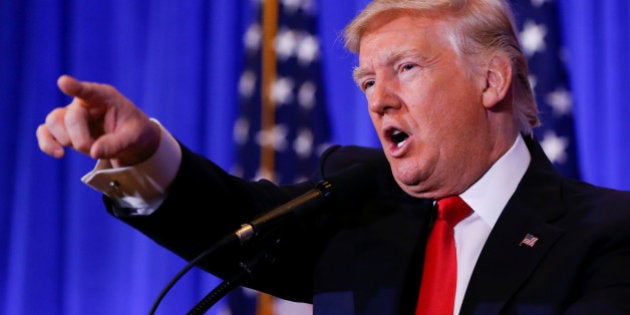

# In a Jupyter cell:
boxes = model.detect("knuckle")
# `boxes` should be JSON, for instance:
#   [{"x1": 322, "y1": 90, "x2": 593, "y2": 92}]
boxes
[
  {"x1": 45, "y1": 108, "x2": 65, "y2": 126},
  {"x1": 73, "y1": 142, "x2": 91, "y2": 153},
  {"x1": 63, "y1": 107, "x2": 80, "y2": 126}
]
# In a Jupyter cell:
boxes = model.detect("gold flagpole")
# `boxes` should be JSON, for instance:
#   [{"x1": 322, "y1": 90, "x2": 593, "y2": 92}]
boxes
[
  {"x1": 259, "y1": 0, "x2": 278, "y2": 182},
  {"x1": 257, "y1": 0, "x2": 278, "y2": 314}
]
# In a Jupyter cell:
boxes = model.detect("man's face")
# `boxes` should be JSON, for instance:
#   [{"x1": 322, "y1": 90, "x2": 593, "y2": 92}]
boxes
[{"x1": 355, "y1": 14, "x2": 495, "y2": 198}]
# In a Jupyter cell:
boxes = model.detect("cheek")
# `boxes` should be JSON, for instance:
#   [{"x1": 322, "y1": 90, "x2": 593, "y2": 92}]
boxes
[
  {"x1": 408, "y1": 78, "x2": 478, "y2": 123},
  {"x1": 403, "y1": 90, "x2": 445, "y2": 132}
]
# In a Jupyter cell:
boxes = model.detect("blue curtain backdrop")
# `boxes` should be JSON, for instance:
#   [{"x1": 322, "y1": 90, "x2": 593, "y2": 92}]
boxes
[{"x1": 1, "y1": 0, "x2": 628, "y2": 314}]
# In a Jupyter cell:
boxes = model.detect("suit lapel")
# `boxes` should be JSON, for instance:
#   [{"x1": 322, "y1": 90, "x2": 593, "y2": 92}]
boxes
[
  {"x1": 352, "y1": 196, "x2": 434, "y2": 315},
  {"x1": 460, "y1": 139, "x2": 567, "y2": 314}
]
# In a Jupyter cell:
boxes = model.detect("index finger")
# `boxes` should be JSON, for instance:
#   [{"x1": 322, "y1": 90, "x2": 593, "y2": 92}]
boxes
[{"x1": 57, "y1": 74, "x2": 113, "y2": 106}]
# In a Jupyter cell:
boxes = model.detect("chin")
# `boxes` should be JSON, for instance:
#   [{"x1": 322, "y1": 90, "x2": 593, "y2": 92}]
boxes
[
  {"x1": 400, "y1": 184, "x2": 432, "y2": 199},
  {"x1": 392, "y1": 165, "x2": 444, "y2": 199},
  {"x1": 394, "y1": 175, "x2": 428, "y2": 198}
]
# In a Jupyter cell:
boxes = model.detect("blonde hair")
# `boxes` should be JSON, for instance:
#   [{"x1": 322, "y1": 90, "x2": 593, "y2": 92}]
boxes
[{"x1": 344, "y1": 0, "x2": 539, "y2": 135}]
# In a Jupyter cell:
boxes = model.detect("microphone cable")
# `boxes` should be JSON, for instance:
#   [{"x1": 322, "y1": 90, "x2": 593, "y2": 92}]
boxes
[{"x1": 147, "y1": 233, "x2": 238, "y2": 315}]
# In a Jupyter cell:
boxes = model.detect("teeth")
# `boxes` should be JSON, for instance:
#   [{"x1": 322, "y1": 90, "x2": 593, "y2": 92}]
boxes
[{"x1": 390, "y1": 129, "x2": 408, "y2": 147}]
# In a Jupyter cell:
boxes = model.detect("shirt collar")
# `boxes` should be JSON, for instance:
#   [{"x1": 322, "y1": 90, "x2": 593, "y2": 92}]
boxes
[{"x1": 460, "y1": 134, "x2": 531, "y2": 229}]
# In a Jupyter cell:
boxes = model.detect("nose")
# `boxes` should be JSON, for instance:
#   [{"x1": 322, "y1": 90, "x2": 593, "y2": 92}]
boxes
[{"x1": 368, "y1": 79, "x2": 401, "y2": 116}]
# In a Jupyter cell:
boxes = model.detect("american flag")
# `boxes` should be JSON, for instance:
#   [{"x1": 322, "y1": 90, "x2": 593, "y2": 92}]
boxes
[
  {"x1": 510, "y1": 0, "x2": 581, "y2": 179},
  {"x1": 519, "y1": 233, "x2": 540, "y2": 247},
  {"x1": 232, "y1": 0, "x2": 331, "y2": 184},
  {"x1": 228, "y1": 0, "x2": 329, "y2": 314}
]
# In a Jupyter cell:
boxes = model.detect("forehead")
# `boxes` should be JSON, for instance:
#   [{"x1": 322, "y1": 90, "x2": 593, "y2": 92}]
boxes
[{"x1": 357, "y1": 14, "x2": 455, "y2": 64}]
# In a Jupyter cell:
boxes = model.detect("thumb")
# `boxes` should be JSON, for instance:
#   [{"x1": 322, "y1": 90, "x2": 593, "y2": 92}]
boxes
[
  {"x1": 89, "y1": 120, "x2": 161, "y2": 166},
  {"x1": 89, "y1": 133, "x2": 122, "y2": 159}
]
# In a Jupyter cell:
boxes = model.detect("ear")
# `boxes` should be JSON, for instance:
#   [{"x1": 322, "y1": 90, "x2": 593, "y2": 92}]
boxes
[{"x1": 482, "y1": 53, "x2": 513, "y2": 109}]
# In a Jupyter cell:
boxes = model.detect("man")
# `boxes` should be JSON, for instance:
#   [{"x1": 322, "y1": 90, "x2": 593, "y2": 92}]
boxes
[{"x1": 36, "y1": 0, "x2": 630, "y2": 314}]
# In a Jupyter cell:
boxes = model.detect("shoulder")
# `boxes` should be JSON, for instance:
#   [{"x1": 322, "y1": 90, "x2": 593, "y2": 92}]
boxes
[
  {"x1": 320, "y1": 145, "x2": 386, "y2": 168},
  {"x1": 563, "y1": 178, "x2": 630, "y2": 217},
  {"x1": 317, "y1": 145, "x2": 404, "y2": 195},
  {"x1": 318, "y1": 145, "x2": 391, "y2": 178}
]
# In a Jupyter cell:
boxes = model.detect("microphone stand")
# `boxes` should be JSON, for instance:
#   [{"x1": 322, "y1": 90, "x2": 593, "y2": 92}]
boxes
[
  {"x1": 185, "y1": 182, "x2": 334, "y2": 313},
  {"x1": 149, "y1": 180, "x2": 335, "y2": 315},
  {"x1": 186, "y1": 239, "x2": 279, "y2": 315}
]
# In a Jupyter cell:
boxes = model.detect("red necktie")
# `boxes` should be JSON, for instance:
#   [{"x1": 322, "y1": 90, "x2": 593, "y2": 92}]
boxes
[{"x1": 416, "y1": 196, "x2": 472, "y2": 315}]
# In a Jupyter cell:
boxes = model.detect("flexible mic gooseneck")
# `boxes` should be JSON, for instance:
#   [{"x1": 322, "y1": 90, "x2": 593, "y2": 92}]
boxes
[
  {"x1": 229, "y1": 162, "x2": 375, "y2": 247},
  {"x1": 233, "y1": 179, "x2": 333, "y2": 243}
]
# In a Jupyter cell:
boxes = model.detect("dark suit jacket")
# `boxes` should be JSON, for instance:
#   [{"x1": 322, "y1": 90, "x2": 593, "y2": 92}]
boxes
[{"x1": 110, "y1": 137, "x2": 630, "y2": 314}]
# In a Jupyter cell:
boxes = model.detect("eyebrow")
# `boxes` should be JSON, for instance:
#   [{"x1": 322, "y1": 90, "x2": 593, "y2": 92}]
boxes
[
  {"x1": 352, "y1": 49, "x2": 427, "y2": 84},
  {"x1": 352, "y1": 66, "x2": 371, "y2": 85}
]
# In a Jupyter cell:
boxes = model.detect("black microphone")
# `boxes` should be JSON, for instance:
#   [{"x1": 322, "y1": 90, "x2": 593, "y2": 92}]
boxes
[{"x1": 233, "y1": 163, "x2": 373, "y2": 244}]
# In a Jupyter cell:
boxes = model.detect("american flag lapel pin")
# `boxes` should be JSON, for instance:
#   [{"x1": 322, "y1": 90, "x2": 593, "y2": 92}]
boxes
[{"x1": 519, "y1": 233, "x2": 539, "y2": 247}]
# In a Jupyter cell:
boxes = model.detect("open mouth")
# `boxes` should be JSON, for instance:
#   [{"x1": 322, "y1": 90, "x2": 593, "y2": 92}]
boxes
[{"x1": 388, "y1": 129, "x2": 409, "y2": 148}]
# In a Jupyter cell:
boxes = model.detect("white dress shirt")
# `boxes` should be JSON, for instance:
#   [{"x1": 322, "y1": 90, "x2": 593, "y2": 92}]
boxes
[{"x1": 453, "y1": 135, "x2": 531, "y2": 315}]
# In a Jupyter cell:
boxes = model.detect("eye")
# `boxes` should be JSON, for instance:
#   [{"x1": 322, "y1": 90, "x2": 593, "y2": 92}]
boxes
[
  {"x1": 361, "y1": 79, "x2": 375, "y2": 91},
  {"x1": 401, "y1": 63, "x2": 416, "y2": 72}
]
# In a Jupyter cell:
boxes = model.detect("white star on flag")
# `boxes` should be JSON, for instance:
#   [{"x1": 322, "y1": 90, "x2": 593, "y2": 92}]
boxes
[
  {"x1": 545, "y1": 87, "x2": 573, "y2": 116},
  {"x1": 540, "y1": 131, "x2": 569, "y2": 164},
  {"x1": 511, "y1": 0, "x2": 580, "y2": 178},
  {"x1": 520, "y1": 20, "x2": 548, "y2": 56}
]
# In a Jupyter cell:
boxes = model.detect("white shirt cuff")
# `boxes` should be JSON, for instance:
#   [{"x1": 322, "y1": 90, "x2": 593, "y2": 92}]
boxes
[{"x1": 81, "y1": 119, "x2": 182, "y2": 215}]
